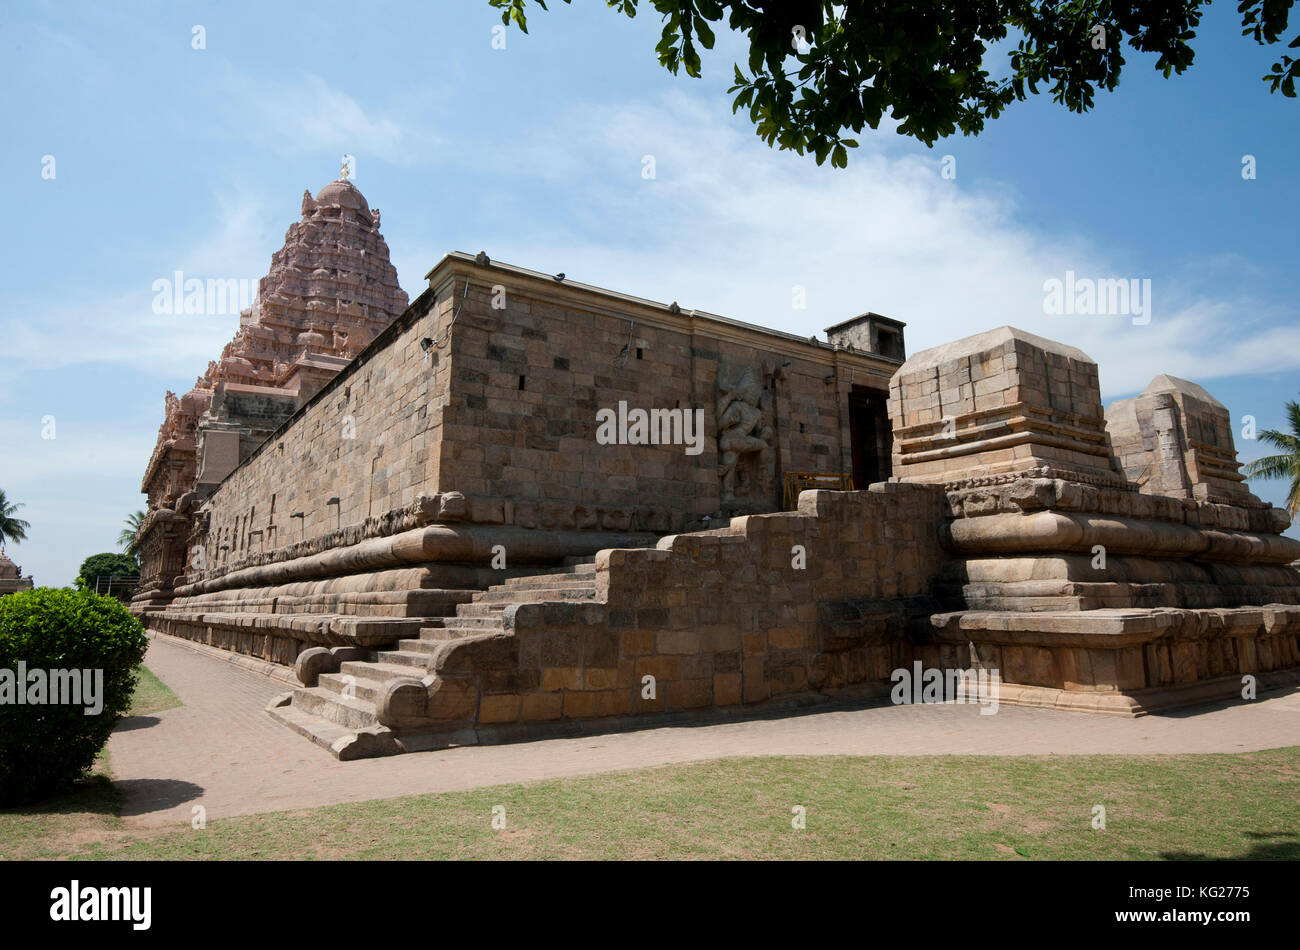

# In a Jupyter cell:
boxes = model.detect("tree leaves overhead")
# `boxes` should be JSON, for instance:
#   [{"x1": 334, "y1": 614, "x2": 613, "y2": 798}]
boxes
[{"x1": 489, "y1": 0, "x2": 1298, "y2": 160}]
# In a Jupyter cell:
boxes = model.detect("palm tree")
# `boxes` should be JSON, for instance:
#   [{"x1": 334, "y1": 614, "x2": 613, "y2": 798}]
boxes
[
  {"x1": 118, "y1": 509, "x2": 146, "y2": 561},
  {"x1": 0, "y1": 490, "x2": 31, "y2": 553},
  {"x1": 1243, "y1": 398, "x2": 1300, "y2": 515}
]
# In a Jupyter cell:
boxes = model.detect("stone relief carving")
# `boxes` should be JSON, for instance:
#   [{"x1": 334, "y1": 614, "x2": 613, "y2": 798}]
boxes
[{"x1": 716, "y1": 364, "x2": 775, "y2": 505}]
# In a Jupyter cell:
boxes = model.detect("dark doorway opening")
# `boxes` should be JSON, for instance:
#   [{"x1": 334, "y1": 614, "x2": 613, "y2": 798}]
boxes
[{"x1": 848, "y1": 385, "x2": 891, "y2": 489}]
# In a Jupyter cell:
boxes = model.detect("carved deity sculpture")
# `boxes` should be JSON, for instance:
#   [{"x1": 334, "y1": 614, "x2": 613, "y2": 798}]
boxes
[{"x1": 716, "y1": 365, "x2": 774, "y2": 505}]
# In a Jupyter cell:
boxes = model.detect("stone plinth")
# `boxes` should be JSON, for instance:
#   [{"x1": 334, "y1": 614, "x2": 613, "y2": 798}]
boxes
[
  {"x1": 926, "y1": 607, "x2": 1300, "y2": 715},
  {"x1": 926, "y1": 468, "x2": 1300, "y2": 711},
  {"x1": 887, "y1": 326, "x2": 1125, "y2": 488},
  {"x1": 938, "y1": 475, "x2": 1299, "y2": 611},
  {"x1": 263, "y1": 485, "x2": 950, "y2": 758},
  {"x1": 890, "y1": 335, "x2": 1300, "y2": 715}
]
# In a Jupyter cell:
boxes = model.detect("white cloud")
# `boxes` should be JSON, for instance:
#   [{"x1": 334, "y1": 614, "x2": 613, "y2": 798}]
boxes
[
  {"x1": 0, "y1": 418, "x2": 153, "y2": 483},
  {"x1": 215, "y1": 68, "x2": 443, "y2": 167},
  {"x1": 14, "y1": 86, "x2": 1292, "y2": 403},
  {"x1": 467, "y1": 91, "x2": 1300, "y2": 399}
]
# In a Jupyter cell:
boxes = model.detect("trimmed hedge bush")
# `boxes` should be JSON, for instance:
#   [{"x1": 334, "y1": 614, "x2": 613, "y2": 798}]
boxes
[{"x1": 0, "y1": 587, "x2": 147, "y2": 806}]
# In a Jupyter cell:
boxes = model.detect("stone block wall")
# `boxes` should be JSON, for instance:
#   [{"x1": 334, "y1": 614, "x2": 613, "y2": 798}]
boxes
[
  {"x1": 885, "y1": 326, "x2": 1300, "y2": 714},
  {"x1": 436, "y1": 261, "x2": 897, "y2": 532},
  {"x1": 940, "y1": 475, "x2": 1299, "y2": 610},
  {"x1": 199, "y1": 288, "x2": 454, "y2": 573},
  {"x1": 192, "y1": 256, "x2": 900, "y2": 585},
  {"x1": 405, "y1": 484, "x2": 948, "y2": 732}
]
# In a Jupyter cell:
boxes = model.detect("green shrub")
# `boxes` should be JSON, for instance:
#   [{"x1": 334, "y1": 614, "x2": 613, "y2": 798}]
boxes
[{"x1": 0, "y1": 587, "x2": 147, "y2": 806}]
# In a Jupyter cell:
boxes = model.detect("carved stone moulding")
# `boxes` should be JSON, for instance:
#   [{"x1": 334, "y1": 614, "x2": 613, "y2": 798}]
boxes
[{"x1": 889, "y1": 327, "x2": 1127, "y2": 490}]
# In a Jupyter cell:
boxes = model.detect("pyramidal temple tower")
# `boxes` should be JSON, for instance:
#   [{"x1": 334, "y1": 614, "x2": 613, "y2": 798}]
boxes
[{"x1": 133, "y1": 175, "x2": 408, "y2": 615}]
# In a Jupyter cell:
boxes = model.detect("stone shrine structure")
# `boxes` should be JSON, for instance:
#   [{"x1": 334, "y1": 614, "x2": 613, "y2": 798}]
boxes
[
  {"x1": 0, "y1": 553, "x2": 34, "y2": 597},
  {"x1": 1105, "y1": 374, "x2": 1257, "y2": 505},
  {"x1": 133, "y1": 176, "x2": 408, "y2": 616},
  {"x1": 889, "y1": 328, "x2": 1299, "y2": 713},
  {"x1": 134, "y1": 183, "x2": 1300, "y2": 760}
]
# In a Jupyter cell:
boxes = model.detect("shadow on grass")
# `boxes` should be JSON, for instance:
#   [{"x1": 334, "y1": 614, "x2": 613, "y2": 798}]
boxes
[
  {"x1": 1160, "y1": 830, "x2": 1300, "y2": 861},
  {"x1": 113, "y1": 778, "x2": 205, "y2": 817},
  {"x1": 0, "y1": 773, "x2": 122, "y2": 818}
]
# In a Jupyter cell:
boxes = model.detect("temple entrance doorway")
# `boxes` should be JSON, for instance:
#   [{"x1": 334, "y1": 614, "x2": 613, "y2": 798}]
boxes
[{"x1": 848, "y1": 385, "x2": 891, "y2": 489}]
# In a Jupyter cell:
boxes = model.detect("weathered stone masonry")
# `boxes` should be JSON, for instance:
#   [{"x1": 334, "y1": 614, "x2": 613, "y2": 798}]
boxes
[
  {"x1": 277, "y1": 484, "x2": 947, "y2": 758},
  {"x1": 150, "y1": 253, "x2": 903, "y2": 695},
  {"x1": 134, "y1": 176, "x2": 408, "y2": 619},
  {"x1": 136, "y1": 182, "x2": 1300, "y2": 759},
  {"x1": 441, "y1": 485, "x2": 946, "y2": 730}
]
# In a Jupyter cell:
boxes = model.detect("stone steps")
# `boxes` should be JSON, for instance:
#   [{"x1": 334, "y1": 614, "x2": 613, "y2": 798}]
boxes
[
  {"x1": 319, "y1": 671, "x2": 385, "y2": 702},
  {"x1": 417, "y1": 612, "x2": 509, "y2": 641},
  {"x1": 315, "y1": 656, "x2": 430, "y2": 702},
  {"x1": 453, "y1": 601, "x2": 510, "y2": 617},
  {"x1": 404, "y1": 627, "x2": 495, "y2": 649},
  {"x1": 268, "y1": 698, "x2": 371, "y2": 750},
  {"x1": 267, "y1": 697, "x2": 405, "y2": 760},
  {"x1": 474, "y1": 586, "x2": 596, "y2": 603},
  {"x1": 291, "y1": 684, "x2": 380, "y2": 730},
  {"x1": 426, "y1": 614, "x2": 511, "y2": 631},
  {"x1": 267, "y1": 556, "x2": 604, "y2": 759},
  {"x1": 373, "y1": 648, "x2": 437, "y2": 669},
  {"x1": 496, "y1": 564, "x2": 598, "y2": 587}
]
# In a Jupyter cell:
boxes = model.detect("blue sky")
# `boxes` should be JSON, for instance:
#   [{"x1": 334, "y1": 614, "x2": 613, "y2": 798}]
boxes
[{"x1": 2, "y1": 1, "x2": 1297, "y2": 585}]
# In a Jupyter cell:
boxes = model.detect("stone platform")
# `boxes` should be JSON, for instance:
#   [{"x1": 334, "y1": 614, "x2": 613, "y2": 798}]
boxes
[
  {"x1": 250, "y1": 326, "x2": 1300, "y2": 757},
  {"x1": 928, "y1": 607, "x2": 1300, "y2": 715},
  {"x1": 134, "y1": 224, "x2": 1300, "y2": 761}
]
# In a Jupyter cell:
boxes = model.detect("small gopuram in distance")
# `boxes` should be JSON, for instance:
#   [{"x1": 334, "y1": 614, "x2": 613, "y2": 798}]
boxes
[
  {"x1": 0, "y1": 553, "x2": 34, "y2": 596},
  {"x1": 135, "y1": 176, "x2": 1300, "y2": 759}
]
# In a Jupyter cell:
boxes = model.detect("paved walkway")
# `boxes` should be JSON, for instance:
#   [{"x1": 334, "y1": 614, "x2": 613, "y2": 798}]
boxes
[{"x1": 107, "y1": 634, "x2": 1300, "y2": 828}]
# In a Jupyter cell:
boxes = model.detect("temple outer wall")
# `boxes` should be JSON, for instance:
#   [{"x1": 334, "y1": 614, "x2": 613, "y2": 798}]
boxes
[
  {"x1": 436, "y1": 257, "x2": 898, "y2": 534},
  {"x1": 199, "y1": 286, "x2": 453, "y2": 573},
  {"x1": 195, "y1": 254, "x2": 901, "y2": 584}
]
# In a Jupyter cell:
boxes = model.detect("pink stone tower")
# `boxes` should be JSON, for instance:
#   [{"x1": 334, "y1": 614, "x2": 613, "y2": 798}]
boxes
[{"x1": 134, "y1": 175, "x2": 409, "y2": 614}]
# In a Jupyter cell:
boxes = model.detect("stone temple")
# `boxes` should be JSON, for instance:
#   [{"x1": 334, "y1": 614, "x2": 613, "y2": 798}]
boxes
[
  {"x1": 135, "y1": 175, "x2": 1300, "y2": 759},
  {"x1": 0, "y1": 553, "x2": 34, "y2": 597},
  {"x1": 135, "y1": 177, "x2": 407, "y2": 615}
]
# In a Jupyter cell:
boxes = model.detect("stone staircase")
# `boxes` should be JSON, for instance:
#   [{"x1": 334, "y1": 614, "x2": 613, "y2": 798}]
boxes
[
  {"x1": 269, "y1": 557, "x2": 598, "y2": 757},
  {"x1": 404, "y1": 558, "x2": 598, "y2": 646}
]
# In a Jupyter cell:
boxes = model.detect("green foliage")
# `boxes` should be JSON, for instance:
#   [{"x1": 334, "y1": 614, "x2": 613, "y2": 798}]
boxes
[
  {"x1": 117, "y1": 510, "x2": 146, "y2": 563},
  {"x1": 76, "y1": 553, "x2": 140, "y2": 590},
  {"x1": 488, "y1": 1, "x2": 1299, "y2": 160},
  {"x1": 0, "y1": 489, "x2": 31, "y2": 551},
  {"x1": 0, "y1": 587, "x2": 148, "y2": 805},
  {"x1": 1243, "y1": 397, "x2": 1300, "y2": 514}
]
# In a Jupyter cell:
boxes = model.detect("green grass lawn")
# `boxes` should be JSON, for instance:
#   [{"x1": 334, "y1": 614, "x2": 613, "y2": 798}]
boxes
[
  {"x1": 2, "y1": 746, "x2": 1297, "y2": 860},
  {"x1": 128, "y1": 665, "x2": 182, "y2": 717}
]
